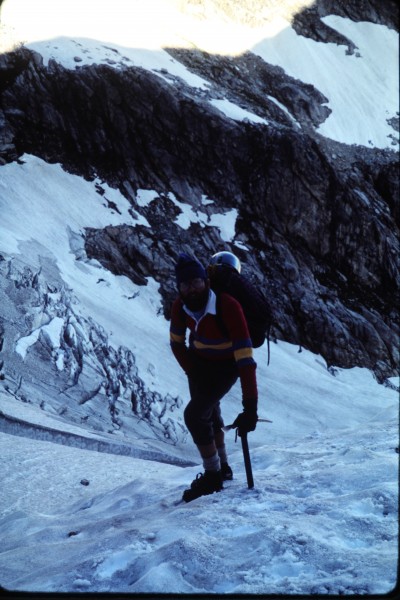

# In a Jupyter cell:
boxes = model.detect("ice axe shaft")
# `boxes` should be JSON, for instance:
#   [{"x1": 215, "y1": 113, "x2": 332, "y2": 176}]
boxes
[{"x1": 241, "y1": 432, "x2": 254, "y2": 489}]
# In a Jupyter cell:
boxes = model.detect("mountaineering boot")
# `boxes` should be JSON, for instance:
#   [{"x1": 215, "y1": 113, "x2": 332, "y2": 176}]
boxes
[
  {"x1": 221, "y1": 462, "x2": 233, "y2": 481},
  {"x1": 182, "y1": 470, "x2": 223, "y2": 503}
]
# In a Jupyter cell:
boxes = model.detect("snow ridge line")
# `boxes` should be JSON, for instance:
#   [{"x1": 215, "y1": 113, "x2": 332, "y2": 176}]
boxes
[{"x1": 0, "y1": 410, "x2": 196, "y2": 467}]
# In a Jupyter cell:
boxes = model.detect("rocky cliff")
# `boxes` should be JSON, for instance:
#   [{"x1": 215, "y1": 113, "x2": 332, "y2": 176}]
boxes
[{"x1": 0, "y1": 0, "x2": 399, "y2": 388}]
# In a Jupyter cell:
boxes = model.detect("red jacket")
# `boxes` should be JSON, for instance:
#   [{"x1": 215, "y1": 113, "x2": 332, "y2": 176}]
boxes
[{"x1": 170, "y1": 290, "x2": 257, "y2": 401}]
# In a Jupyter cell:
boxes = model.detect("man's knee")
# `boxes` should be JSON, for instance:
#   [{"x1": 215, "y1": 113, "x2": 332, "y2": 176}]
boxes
[{"x1": 184, "y1": 401, "x2": 213, "y2": 445}]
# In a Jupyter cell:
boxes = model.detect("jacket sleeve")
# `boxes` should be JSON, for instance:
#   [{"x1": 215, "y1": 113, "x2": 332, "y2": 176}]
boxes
[
  {"x1": 220, "y1": 294, "x2": 258, "y2": 403},
  {"x1": 169, "y1": 298, "x2": 193, "y2": 375}
]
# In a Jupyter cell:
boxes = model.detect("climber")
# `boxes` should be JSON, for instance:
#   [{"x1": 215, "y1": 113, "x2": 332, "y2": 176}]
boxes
[{"x1": 169, "y1": 252, "x2": 258, "y2": 502}]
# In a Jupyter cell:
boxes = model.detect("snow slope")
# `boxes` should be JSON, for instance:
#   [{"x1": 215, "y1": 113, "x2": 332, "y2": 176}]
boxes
[
  {"x1": 0, "y1": 0, "x2": 399, "y2": 595},
  {"x1": 0, "y1": 152, "x2": 398, "y2": 597},
  {"x1": 0, "y1": 408, "x2": 397, "y2": 594}
]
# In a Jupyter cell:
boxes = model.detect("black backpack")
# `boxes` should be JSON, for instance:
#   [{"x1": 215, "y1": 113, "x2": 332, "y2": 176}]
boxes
[{"x1": 209, "y1": 264, "x2": 273, "y2": 361}]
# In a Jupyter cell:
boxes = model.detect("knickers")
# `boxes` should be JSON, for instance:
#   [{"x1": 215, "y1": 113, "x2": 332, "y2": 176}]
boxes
[{"x1": 184, "y1": 354, "x2": 238, "y2": 445}]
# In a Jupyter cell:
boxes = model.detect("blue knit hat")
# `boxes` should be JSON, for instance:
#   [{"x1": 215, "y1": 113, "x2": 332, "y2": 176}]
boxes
[{"x1": 175, "y1": 253, "x2": 207, "y2": 288}]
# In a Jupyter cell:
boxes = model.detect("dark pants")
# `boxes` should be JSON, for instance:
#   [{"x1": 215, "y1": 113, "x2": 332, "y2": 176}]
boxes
[{"x1": 184, "y1": 354, "x2": 238, "y2": 445}]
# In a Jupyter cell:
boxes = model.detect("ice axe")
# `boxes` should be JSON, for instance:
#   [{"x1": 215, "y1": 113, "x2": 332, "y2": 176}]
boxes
[
  {"x1": 223, "y1": 418, "x2": 272, "y2": 489},
  {"x1": 222, "y1": 418, "x2": 272, "y2": 432}
]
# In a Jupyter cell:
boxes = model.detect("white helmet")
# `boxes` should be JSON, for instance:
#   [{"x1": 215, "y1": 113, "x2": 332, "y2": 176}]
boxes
[{"x1": 209, "y1": 251, "x2": 241, "y2": 273}]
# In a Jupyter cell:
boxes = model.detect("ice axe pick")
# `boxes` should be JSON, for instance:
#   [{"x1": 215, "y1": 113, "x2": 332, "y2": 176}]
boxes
[{"x1": 222, "y1": 418, "x2": 272, "y2": 432}]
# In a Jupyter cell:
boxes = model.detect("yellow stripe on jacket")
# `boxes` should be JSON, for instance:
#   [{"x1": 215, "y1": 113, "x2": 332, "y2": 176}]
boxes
[
  {"x1": 234, "y1": 347, "x2": 254, "y2": 362},
  {"x1": 170, "y1": 332, "x2": 185, "y2": 344},
  {"x1": 193, "y1": 340, "x2": 233, "y2": 351}
]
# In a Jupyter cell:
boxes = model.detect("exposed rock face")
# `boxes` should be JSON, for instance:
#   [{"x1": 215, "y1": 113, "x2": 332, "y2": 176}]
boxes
[{"x1": 0, "y1": 0, "x2": 399, "y2": 384}]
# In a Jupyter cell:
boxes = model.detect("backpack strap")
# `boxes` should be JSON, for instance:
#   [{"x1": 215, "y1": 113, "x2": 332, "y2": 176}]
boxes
[{"x1": 266, "y1": 322, "x2": 271, "y2": 366}]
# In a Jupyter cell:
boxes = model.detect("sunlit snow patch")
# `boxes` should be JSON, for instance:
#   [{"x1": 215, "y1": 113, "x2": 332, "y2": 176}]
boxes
[
  {"x1": 136, "y1": 189, "x2": 238, "y2": 242},
  {"x1": 210, "y1": 98, "x2": 268, "y2": 125}
]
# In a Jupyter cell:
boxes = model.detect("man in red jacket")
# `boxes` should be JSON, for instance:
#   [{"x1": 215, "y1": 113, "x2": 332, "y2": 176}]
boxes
[{"x1": 170, "y1": 253, "x2": 258, "y2": 502}]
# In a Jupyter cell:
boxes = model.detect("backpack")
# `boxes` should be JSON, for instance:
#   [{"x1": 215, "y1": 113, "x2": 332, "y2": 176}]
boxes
[{"x1": 209, "y1": 264, "x2": 273, "y2": 362}]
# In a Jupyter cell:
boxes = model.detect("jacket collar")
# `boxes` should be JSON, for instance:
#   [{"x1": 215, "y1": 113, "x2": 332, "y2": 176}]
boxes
[{"x1": 183, "y1": 289, "x2": 217, "y2": 322}]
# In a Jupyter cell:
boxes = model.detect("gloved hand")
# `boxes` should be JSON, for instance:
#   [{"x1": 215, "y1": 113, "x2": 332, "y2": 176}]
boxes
[{"x1": 233, "y1": 410, "x2": 258, "y2": 436}]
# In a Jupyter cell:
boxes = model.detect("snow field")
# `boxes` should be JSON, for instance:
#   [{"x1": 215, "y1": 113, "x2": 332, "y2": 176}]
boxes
[
  {"x1": 0, "y1": 408, "x2": 397, "y2": 594},
  {"x1": 0, "y1": 152, "x2": 398, "y2": 593}
]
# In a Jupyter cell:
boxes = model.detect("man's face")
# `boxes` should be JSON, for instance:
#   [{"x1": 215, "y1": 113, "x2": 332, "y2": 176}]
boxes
[{"x1": 179, "y1": 277, "x2": 209, "y2": 311}]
